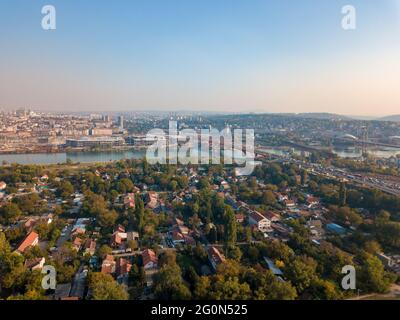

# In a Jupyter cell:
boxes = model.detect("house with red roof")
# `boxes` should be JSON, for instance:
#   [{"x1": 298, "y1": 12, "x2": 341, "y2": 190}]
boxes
[
  {"x1": 208, "y1": 246, "x2": 226, "y2": 271},
  {"x1": 0, "y1": 181, "x2": 6, "y2": 190},
  {"x1": 16, "y1": 231, "x2": 39, "y2": 253},
  {"x1": 124, "y1": 193, "x2": 136, "y2": 209},
  {"x1": 84, "y1": 239, "x2": 96, "y2": 256},
  {"x1": 142, "y1": 249, "x2": 158, "y2": 270},
  {"x1": 306, "y1": 196, "x2": 320, "y2": 208},
  {"x1": 101, "y1": 255, "x2": 116, "y2": 274}
]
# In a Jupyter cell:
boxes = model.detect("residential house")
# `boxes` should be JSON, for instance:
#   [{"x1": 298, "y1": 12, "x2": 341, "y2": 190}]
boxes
[
  {"x1": 111, "y1": 231, "x2": 126, "y2": 248},
  {"x1": 124, "y1": 193, "x2": 136, "y2": 209},
  {"x1": 142, "y1": 249, "x2": 158, "y2": 270},
  {"x1": 145, "y1": 191, "x2": 159, "y2": 209},
  {"x1": 21, "y1": 214, "x2": 53, "y2": 231},
  {"x1": 171, "y1": 230, "x2": 185, "y2": 245},
  {"x1": 271, "y1": 223, "x2": 291, "y2": 237},
  {"x1": 306, "y1": 196, "x2": 319, "y2": 208},
  {"x1": 111, "y1": 229, "x2": 139, "y2": 249},
  {"x1": 248, "y1": 211, "x2": 271, "y2": 233},
  {"x1": 25, "y1": 257, "x2": 46, "y2": 271},
  {"x1": 276, "y1": 193, "x2": 288, "y2": 202},
  {"x1": 84, "y1": 239, "x2": 96, "y2": 256},
  {"x1": 284, "y1": 199, "x2": 296, "y2": 208},
  {"x1": 71, "y1": 227, "x2": 85, "y2": 239},
  {"x1": 127, "y1": 231, "x2": 139, "y2": 242},
  {"x1": 208, "y1": 246, "x2": 226, "y2": 271},
  {"x1": 0, "y1": 181, "x2": 6, "y2": 190},
  {"x1": 115, "y1": 224, "x2": 126, "y2": 233},
  {"x1": 72, "y1": 237, "x2": 83, "y2": 251},
  {"x1": 101, "y1": 255, "x2": 116, "y2": 274},
  {"x1": 263, "y1": 211, "x2": 281, "y2": 222},
  {"x1": 235, "y1": 213, "x2": 245, "y2": 224},
  {"x1": 116, "y1": 257, "x2": 132, "y2": 278},
  {"x1": 16, "y1": 231, "x2": 39, "y2": 253}
]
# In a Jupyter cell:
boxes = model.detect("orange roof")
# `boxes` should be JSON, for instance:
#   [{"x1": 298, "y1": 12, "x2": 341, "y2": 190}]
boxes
[
  {"x1": 142, "y1": 249, "x2": 158, "y2": 266},
  {"x1": 208, "y1": 246, "x2": 225, "y2": 265},
  {"x1": 73, "y1": 237, "x2": 83, "y2": 247},
  {"x1": 17, "y1": 231, "x2": 39, "y2": 253}
]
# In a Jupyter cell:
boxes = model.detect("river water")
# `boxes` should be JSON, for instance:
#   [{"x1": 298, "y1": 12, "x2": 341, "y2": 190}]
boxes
[{"x1": 0, "y1": 147, "x2": 399, "y2": 165}]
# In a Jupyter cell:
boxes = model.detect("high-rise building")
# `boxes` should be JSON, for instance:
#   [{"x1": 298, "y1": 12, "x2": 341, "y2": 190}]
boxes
[{"x1": 118, "y1": 115, "x2": 124, "y2": 130}]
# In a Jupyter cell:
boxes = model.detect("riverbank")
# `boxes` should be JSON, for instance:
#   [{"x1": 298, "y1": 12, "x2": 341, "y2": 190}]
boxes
[
  {"x1": 0, "y1": 145, "x2": 147, "y2": 155},
  {"x1": 0, "y1": 149, "x2": 148, "y2": 166}
]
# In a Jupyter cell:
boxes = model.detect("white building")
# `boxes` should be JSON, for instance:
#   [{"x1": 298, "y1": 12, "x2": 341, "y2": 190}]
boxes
[{"x1": 249, "y1": 211, "x2": 271, "y2": 233}]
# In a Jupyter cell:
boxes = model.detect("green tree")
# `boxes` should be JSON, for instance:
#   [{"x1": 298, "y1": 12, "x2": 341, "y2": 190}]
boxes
[
  {"x1": 97, "y1": 245, "x2": 112, "y2": 259},
  {"x1": 261, "y1": 190, "x2": 276, "y2": 206},
  {"x1": 357, "y1": 252, "x2": 391, "y2": 293},
  {"x1": 212, "y1": 277, "x2": 251, "y2": 300},
  {"x1": 193, "y1": 276, "x2": 211, "y2": 299},
  {"x1": 153, "y1": 264, "x2": 191, "y2": 300},
  {"x1": 0, "y1": 203, "x2": 22, "y2": 224},
  {"x1": 135, "y1": 195, "x2": 145, "y2": 232},
  {"x1": 284, "y1": 256, "x2": 317, "y2": 294},
  {"x1": 88, "y1": 273, "x2": 129, "y2": 300},
  {"x1": 224, "y1": 206, "x2": 237, "y2": 246},
  {"x1": 339, "y1": 181, "x2": 347, "y2": 206}
]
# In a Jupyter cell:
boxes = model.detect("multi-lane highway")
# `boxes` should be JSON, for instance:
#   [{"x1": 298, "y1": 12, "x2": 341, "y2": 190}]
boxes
[{"x1": 256, "y1": 148, "x2": 400, "y2": 197}]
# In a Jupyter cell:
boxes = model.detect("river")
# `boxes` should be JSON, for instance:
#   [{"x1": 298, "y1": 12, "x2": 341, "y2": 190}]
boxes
[{"x1": 0, "y1": 147, "x2": 399, "y2": 166}]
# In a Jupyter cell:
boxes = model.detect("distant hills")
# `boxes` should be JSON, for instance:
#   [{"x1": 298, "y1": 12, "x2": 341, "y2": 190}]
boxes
[
  {"x1": 376, "y1": 115, "x2": 400, "y2": 122},
  {"x1": 291, "y1": 113, "x2": 351, "y2": 120},
  {"x1": 283, "y1": 113, "x2": 400, "y2": 122}
]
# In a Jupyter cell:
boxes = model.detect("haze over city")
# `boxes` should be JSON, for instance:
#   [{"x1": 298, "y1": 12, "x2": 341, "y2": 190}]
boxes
[{"x1": 1, "y1": 0, "x2": 400, "y2": 116}]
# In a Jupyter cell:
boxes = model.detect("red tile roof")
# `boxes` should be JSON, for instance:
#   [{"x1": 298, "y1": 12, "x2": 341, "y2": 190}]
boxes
[
  {"x1": 142, "y1": 249, "x2": 158, "y2": 267},
  {"x1": 17, "y1": 231, "x2": 39, "y2": 253}
]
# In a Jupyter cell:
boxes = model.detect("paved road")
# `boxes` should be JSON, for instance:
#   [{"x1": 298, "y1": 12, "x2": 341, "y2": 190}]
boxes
[
  {"x1": 70, "y1": 265, "x2": 87, "y2": 299},
  {"x1": 56, "y1": 223, "x2": 74, "y2": 248},
  {"x1": 112, "y1": 247, "x2": 176, "y2": 258}
]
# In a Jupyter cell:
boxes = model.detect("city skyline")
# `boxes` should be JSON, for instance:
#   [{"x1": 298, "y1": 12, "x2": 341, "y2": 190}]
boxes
[{"x1": 1, "y1": 0, "x2": 400, "y2": 116}]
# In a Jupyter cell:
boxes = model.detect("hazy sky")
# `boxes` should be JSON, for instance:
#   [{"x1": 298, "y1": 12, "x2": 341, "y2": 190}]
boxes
[{"x1": 1, "y1": 0, "x2": 400, "y2": 115}]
